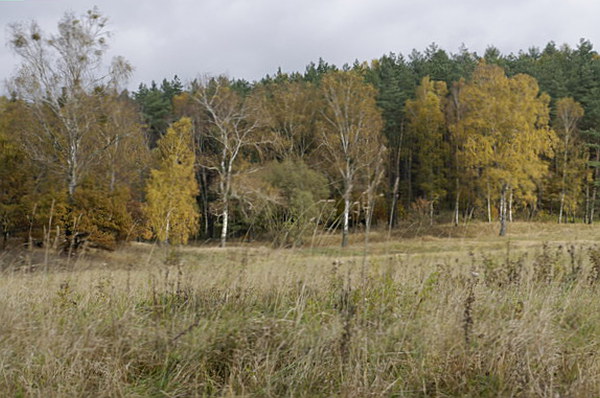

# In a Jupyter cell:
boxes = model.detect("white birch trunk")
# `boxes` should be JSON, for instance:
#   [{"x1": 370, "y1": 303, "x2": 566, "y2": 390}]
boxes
[
  {"x1": 220, "y1": 207, "x2": 228, "y2": 248},
  {"x1": 508, "y1": 189, "x2": 513, "y2": 223},
  {"x1": 342, "y1": 191, "x2": 350, "y2": 248},
  {"x1": 499, "y1": 184, "x2": 507, "y2": 236},
  {"x1": 559, "y1": 192, "x2": 565, "y2": 224}
]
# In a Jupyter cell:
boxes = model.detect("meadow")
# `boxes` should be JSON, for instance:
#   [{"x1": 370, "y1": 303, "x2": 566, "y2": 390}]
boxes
[{"x1": 1, "y1": 222, "x2": 600, "y2": 397}]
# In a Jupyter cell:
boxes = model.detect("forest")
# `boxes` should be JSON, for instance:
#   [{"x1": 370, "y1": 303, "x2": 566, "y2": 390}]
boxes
[{"x1": 3, "y1": 9, "x2": 600, "y2": 250}]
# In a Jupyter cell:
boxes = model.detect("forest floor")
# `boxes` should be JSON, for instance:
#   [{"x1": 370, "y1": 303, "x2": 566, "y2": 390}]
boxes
[{"x1": 1, "y1": 221, "x2": 600, "y2": 396}]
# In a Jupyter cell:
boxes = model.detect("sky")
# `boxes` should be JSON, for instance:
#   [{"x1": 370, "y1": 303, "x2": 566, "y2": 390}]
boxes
[{"x1": 1, "y1": 0, "x2": 600, "y2": 91}]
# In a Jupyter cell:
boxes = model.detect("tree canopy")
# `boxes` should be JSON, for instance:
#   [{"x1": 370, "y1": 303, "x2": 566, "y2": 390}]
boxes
[{"x1": 5, "y1": 9, "x2": 600, "y2": 249}]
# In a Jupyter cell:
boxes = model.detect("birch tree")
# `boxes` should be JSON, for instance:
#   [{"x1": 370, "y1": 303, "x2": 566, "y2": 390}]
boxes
[
  {"x1": 319, "y1": 70, "x2": 385, "y2": 247},
  {"x1": 256, "y1": 79, "x2": 320, "y2": 159},
  {"x1": 8, "y1": 8, "x2": 132, "y2": 200},
  {"x1": 452, "y1": 63, "x2": 555, "y2": 235},
  {"x1": 192, "y1": 77, "x2": 262, "y2": 247},
  {"x1": 146, "y1": 118, "x2": 199, "y2": 244},
  {"x1": 554, "y1": 98, "x2": 585, "y2": 223}
]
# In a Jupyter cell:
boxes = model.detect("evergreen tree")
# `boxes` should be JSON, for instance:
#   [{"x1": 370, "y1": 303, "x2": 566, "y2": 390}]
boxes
[
  {"x1": 366, "y1": 54, "x2": 415, "y2": 225},
  {"x1": 134, "y1": 76, "x2": 183, "y2": 147}
]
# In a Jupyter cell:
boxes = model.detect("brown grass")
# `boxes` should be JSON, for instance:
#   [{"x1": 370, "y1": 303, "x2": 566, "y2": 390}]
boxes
[{"x1": 1, "y1": 222, "x2": 600, "y2": 396}]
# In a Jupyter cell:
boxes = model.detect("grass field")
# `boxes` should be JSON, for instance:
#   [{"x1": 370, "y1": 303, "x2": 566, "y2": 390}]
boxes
[{"x1": 2, "y1": 222, "x2": 600, "y2": 397}]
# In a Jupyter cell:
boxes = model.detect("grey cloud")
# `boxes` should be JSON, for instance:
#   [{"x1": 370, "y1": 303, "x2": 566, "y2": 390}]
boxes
[{"x1": 1, "y1": 0, "x2": 599, "y2": 92}]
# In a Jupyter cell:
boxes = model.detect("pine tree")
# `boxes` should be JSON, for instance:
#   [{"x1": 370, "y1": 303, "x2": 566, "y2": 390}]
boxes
[{"x1": 366, "y1": 54, "x2": 415, "y2": 227}]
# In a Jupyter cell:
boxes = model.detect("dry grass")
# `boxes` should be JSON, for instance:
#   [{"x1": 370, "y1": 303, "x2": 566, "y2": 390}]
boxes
[{"x1": 2, "y1": 222, "x2": 600, "y2": 396}]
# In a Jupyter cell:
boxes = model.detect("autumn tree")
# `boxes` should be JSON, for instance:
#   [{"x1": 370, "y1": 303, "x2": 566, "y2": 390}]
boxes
[
  {"x1": 74, "y1": 93, "x2": 151, "y2": 247},
  {"x1": 554, "y1": 98, "x2": 585, "y2": 223},
  {"x1": 8, "y1": 8, "x2": 132, "y2": 201},
  {"x1": 447, "y1": 78, "x2": 473, "y2": 225},
  {"x1": 0, "y1": 98, "x2": 32, "y2": 248},
  {"x1": 96, "y1": 94, "x2": 149, "y2": 195},
  {"x1": 361, "y1": 143, "x2": 387, "y2": 240},
  {"x1": 255, "y1": 78, "x2": 320, "y2": 159},
  {"x1": 145, "y1": 117, "x2": 199, "y2": 244},
  {"x1": 405, "y1": 76, "x2": 449, "y2": 223},
  {"x1": 191, "y1": 76, "x2": 263, "y2": 247},
  {"x1": 318, "y1": 70, "x2": 385, "y2": 247},
  {"x1": 452, "y1": 63, "x2": 555, "y2": 235}
]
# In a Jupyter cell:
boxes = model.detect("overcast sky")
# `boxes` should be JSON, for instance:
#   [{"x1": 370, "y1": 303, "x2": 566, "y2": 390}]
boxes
[{"x1": 1, "y1": 0, "x2": 600, "y2": 91}]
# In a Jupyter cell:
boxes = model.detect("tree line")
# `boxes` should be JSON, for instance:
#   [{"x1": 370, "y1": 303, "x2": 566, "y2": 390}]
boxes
[{"x1": 2, "y1": 9, "x2": 600, "y2": 249}]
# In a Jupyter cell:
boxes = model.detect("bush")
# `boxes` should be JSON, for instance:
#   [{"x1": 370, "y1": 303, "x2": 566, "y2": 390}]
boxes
[
  {"x1": 243, "y1": 159, "x2": 331, "y2": 246},
  {"x1": 70, "y1": 182, "x2": 136, "y2": 250}
]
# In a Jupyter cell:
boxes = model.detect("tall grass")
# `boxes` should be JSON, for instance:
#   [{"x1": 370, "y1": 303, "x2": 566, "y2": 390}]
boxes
[{"x1": 1, "y1": 224, "x2": 600, "y2": 396}]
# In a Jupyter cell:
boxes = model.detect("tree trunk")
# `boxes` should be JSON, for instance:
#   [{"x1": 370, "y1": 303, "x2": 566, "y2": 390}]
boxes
[
  {"x1": 406, "y1": 152, "x2": 413, "y2": 206},
  {"x1": 365, "y1": 204, "x2": 372, "y2": 240},
  {"x1": 65, "y1": 167, "x2": 78, "y2": 254},
  {"x1": 388, "y1": 174, "x2": 400, "y2": 235},
  {"x1": 219, "y1": 159, "x2": 232, "y2": 248},
  {"x1": 486, "y1": 184, "x2": 492, "y2": 223},
  {"x1": 508, "y1": 188, "x2": 513, "y2": 222},
  {"x1": 528, "y1": 204, "x2": 535, "y2": 221},
  {"x1": 220, "y1": 174, "x2": 230, "y2": 248},
  {"x1": 454, "y1": 178, "x2": 460, "y2": 227},
  {"x1": 585, "y1": 184, "x2": 590, "y2": 224},
  {"x1": 429, "y1": 197, "x2": 434, "y2": 226},
  {"x1": 559, "y1": 191, "x2": 565, "y2": 224},
  {"x1": 68, "y1": 173, "x2": 77, "y2": 199},
  {"x1": 591, "y1": 185, "x2": 597, "y2": 224},
  {"x1": 165, "y1": 212, "x2": 171, "y2": 245},
  {"x1": 198, "y1": 168, "x2": 211, "y2": 238},
  {"x1": 559, "y1": 134, "x2": 569, "y2": 224},
  {"x1": 499, "y1": 184, "x2": 507, "y2": 236},
  {"x1": 591, "y1": 148, "x2": 600, "y2": 224},
  {"x1": 365, "y1": 194, "x2": 375, "y2": 243},
  {"x1": 342, "y1": 186, "x2": 351, "y2": 248},
  {"x1": 388, "y1": 132, "x2": 402, "y2": 232},
  {"x1": 220, "y1": 205, "x2": 228, "y2": 248}
]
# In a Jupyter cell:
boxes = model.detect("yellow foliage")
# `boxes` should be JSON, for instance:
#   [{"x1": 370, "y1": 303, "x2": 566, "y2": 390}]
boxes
[
  {"x1": 318, "y1": 70, "x2": 385, "y2": 181},
  {"x1": 145, "y1": 117, "x2": 199, "y2": 244},
  {"x1": 405, "y1": 77, "x2": 449, "y2": 201},
  {"x1": 71, "y1": 183, "x2": 135, "y2": 250},
  {"x1": 451, "y1": 63, "x2": 556, "y2": 208},
  {"x1": 553, "y1": 97, "x2": 586, "y2": 216},
  {"x1": 255, "y1": 80, "x2": 321, "y2": 158}
]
